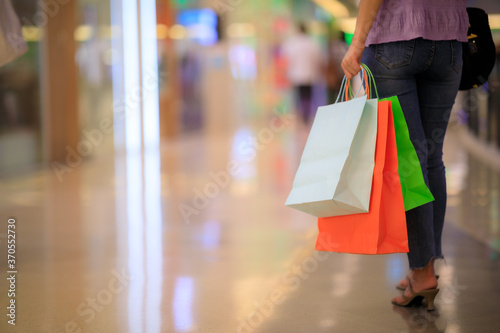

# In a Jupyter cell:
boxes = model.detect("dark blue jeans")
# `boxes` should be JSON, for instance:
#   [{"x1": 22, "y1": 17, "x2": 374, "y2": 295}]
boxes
[{"x1": 362, "y1": 38, "x2": 463, "y2": 269}]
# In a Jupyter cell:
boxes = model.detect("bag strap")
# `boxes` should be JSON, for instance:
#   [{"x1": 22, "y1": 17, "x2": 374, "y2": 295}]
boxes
[
  {"x1": 334, "y1": 64, "x2": 380, "y2": 103},
  {"x1": 360, "y1": 64, "x2": 379, "y2": 99},
  {"x1": 335, "y1": 72, "x2": 366, "y2": 103},
  {"x1": 335, "y1": 76, "x2": 348, "y2": 103},
  {"x1": 344, "y1": 67, "x2": 369, "y2": 101}
]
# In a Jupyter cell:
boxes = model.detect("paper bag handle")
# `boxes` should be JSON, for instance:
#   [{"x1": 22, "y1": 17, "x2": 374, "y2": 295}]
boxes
[
  {"x1": 345, "y1": 68, "x2": 370, "y2": 101},
  {"x1": 339, "y1": 64, "x2": 380, "y2": 102},
  {"x1": 335, "y1": 67, "x2": 367, "y2": 104}
]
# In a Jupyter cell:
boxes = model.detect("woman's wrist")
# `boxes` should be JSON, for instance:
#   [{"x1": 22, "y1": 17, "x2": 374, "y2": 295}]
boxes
[{"x1": 350, "y1": 38, "x2": 366, "y2": 51}]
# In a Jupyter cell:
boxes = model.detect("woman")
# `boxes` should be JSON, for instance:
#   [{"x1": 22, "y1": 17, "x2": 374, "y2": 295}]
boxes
[{"x1": 342, "y1": 0, "x2": 468, "y2": 309}]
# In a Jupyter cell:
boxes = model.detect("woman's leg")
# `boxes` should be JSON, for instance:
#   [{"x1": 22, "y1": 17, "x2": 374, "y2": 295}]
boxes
[
  {"x1": 415, "y1": 40, "x2": 463, "y2": 260},
  {"x1": 394, "y1": 40, "x2": 461, "y2": 305}
]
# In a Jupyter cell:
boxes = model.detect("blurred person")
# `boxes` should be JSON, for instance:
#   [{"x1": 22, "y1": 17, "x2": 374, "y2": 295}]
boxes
[
  {"x1": 201, "y1": 14, "x2": 235, "y2": 135},
  {"x1": 342, "y1": 0, "x2": 468, "y2": 310},
  {"x1": 282, "y1": 22, "x2": 324, "y2": 124},
  {"x1": 0, "y1": 0, "x2": 29, "y2": 131},
  {"x1": 325, "y1": 30, "x2": 348, "y2": 104},
  {"x1": 180, "y1": 46, "x2": 203, "y2": 131},
  {"x1": 0, "y1": 0, "x2": 27, "y2": 67}
]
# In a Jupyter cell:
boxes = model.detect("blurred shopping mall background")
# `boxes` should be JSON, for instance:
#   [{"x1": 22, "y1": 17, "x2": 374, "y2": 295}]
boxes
[
  {"x1": 1, "y1": 0, "x2": 500, "y2": 332},
  {"x1": 0, "y1": 0, "x2": 499, "y2": 175}
]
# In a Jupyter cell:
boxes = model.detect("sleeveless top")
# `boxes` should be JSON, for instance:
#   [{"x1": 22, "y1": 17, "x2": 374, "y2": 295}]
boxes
[{"x1": 365, "y1": 0, "x2": 469, "y2": 46}]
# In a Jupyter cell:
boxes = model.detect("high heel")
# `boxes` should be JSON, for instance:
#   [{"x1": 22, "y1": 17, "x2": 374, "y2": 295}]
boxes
[
  {"x1": 396, "y1": 274, "x2": 439, "y2": 291},
  {"x1": 392, "y1": 279, "x2": 439, "y2": 311}
]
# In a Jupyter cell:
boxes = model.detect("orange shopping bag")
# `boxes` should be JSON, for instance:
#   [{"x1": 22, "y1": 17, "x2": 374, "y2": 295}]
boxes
[{"x1": 316, "y1": 100, "x2": 409, "y2": 254}]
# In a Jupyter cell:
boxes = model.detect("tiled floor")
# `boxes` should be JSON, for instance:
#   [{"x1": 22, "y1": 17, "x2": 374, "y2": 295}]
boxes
[{"x1": 0, "y1": 114, "x2": 499, "y2": 332}]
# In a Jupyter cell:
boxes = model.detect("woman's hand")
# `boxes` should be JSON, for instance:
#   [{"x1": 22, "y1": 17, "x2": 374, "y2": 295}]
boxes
[
  {"x1": 341, "y1": 41, "x2": 365, "y2": 79},
  {"x1": 341, "y1": 0, "x2": 384, "y2": 78}
]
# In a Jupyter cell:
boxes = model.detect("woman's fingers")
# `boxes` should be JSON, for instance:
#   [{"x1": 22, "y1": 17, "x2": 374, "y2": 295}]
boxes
[{"x1": 342, "y1": 58, "x2": 361, "y2": 79}]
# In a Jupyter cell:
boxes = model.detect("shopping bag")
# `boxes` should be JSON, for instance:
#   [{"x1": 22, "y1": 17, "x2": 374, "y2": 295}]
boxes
[
  {"x1": 316, "y1": 99, "x2": 408, "y2": 254},
  {"x1": 382, "y1": 96, "x2": 434, "y2": 211},
  {"x1": 285, "y1": 73, "x2": 378, "y2": 218},
  {"x1": 0, "y1": 0, "x2": 28, "y2": 67}
]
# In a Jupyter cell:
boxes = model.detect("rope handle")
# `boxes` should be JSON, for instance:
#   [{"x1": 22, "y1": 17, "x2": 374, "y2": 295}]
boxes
[
  {"x1": 360, "y1": 63, "x2": 379, "y2": 99},
  {"x1": 345, "y1": 69, "x2": 370, "y2": 101},
  {"x1": 336, "y1": 63, "x2": 380, "y2": 102},
  {"x1": 335, "y1": 67, "x2": 366, "y2": 104}
]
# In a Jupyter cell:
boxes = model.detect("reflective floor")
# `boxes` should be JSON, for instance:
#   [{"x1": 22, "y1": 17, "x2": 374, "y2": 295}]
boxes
[{"x1": 1, "y1": 110, "x2": 500, "y2": 332}]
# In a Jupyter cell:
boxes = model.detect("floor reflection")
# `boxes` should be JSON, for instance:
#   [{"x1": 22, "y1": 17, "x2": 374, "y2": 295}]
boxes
[
  {"x1": 125, "y1": 152, "x2": 145, "y2": 332},
  {"x1": 118, "y1": 149, "x2": 164, "y2": 332},
  {"x1": 173, "y1": 276, "x2": 195, "y2": 332},
  {"x1": 392, "y1": 306, "x2": 444, "y2": 333},
  {"x1": 145, "y1": 150, "x2": 163, "y2": 333},
  {"x1": 456, "y1": 153, "x2": 500, "y2": 253}
]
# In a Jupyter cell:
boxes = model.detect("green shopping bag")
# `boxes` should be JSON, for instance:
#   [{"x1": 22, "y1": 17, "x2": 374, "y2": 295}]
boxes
[{"x1": 381, "y1": 95, "x2": 434, "y2": 211}]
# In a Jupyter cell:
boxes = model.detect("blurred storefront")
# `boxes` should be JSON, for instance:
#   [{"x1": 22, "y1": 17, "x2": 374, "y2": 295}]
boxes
[{"x1": 0, "y1": 0, "x2": 331, "y2": 176}]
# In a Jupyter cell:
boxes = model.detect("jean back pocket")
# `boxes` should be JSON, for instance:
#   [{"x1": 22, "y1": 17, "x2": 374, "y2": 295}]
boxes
[{"x1": 375, "y1": 40, "x2": 415, "y2": 69}]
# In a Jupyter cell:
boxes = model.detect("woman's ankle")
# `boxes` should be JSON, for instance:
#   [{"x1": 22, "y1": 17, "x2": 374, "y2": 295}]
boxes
[
  {"x1": 409, "y1": 261, "x2": 437, "y2": 286},
  {"x1": 400, "y1": 260, "x2": 438, "y2": 290}
]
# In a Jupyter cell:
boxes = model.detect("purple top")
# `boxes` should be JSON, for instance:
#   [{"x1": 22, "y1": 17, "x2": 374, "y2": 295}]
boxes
[{"x1": 365, "y1": 0, "x2": 469, "y2": 46}]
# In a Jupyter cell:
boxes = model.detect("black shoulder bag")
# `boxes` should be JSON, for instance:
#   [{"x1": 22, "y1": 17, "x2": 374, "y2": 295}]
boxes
[{"x1": 459, "y1": 7, "x2": 496, "y2": 90}]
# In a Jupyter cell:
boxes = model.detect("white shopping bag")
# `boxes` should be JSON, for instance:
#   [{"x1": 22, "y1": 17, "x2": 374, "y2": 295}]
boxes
[
  {"x1": 286, "y1": 77, "x2": 378, "y2": 217},
  {"x1": 0, "y1": 0, "x2": 28, "y2": 67}
]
